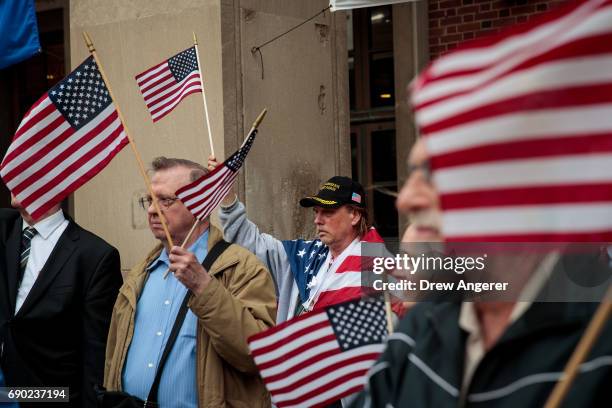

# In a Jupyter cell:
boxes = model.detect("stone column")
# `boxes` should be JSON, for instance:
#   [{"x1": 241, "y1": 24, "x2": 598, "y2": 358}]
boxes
[{"x1": 70, "y1": 0, "x2": 349, "y2": 269}]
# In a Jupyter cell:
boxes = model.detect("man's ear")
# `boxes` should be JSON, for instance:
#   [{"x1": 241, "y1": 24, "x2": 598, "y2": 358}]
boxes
[{"x1": 350, "y1": 208, "x2": 362, "y2": 227}]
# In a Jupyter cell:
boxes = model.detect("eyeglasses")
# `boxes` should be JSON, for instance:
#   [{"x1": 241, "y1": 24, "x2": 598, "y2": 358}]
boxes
[
  {"x1": 407, "y1": 160, "x2": 432, "y2": 183},
  {"x1": 138, "y1": 195, "x2": 180, "y2": 210}
]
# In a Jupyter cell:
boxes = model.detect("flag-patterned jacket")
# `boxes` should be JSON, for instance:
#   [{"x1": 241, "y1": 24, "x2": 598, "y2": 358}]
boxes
[{"x1": 220, "y1": 199, "x2": 382, "y2": 323}]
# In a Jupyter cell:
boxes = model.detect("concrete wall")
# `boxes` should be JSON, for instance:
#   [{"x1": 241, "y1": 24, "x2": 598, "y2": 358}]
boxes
[
  {"x1": 70, "y1": 0, "x2": 224, "y2": 269},
  {"x1": 221, "y1": 0, "x2": 350, "y2": 241},
  {"x1": 70, "y1": 0, "x2": 349, "y2": 269}
]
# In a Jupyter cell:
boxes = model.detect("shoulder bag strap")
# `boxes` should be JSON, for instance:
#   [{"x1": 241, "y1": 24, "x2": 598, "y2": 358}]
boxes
[{"x1": 145, "y1": 240, "x2": 232, "y2": 404}]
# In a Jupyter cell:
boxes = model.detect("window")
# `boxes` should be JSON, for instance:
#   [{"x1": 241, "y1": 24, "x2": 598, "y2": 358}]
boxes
[{"x1": 349, "y1": 5, "x2": 398, "y2": 239}]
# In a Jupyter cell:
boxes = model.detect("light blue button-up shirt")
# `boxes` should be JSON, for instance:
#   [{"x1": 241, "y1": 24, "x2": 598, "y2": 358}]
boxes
[{"x1": 123, "y1": 231, "x2": 208, "y2": 408}]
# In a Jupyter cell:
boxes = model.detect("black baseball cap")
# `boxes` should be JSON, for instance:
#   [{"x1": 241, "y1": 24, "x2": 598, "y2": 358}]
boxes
[{"x1": 299, "y1": 176, "x2": 366, "y2": 209}]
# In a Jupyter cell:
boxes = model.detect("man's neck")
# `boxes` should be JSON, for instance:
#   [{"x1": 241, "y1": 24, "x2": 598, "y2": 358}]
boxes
[
  {"x1": 20, "y1": 207, "x2": 62, "y2": 226},
  {"x1": 474, "y1": 302, "x2": 515, "y2": 351},
  {"x1": 472, "y1": 251, "x2": 547, "y2": 350},
  {"x1": 163, "y1": 220, "x2": 210, "y2": 252},
  {"x1": 328, "y1": 232, "x2": 359, "y2": 259}
]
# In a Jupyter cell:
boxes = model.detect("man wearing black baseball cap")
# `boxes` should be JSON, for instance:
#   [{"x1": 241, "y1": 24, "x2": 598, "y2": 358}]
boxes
[
  {"x1": 299, "y1": 176, "x2": 370, "y2": 246},
  {"x1": 299, "y1": 176, "x2": 365, "y2": 207},
  {"x1": 209, "y1": 156, "x2": 380, "y2": 325}
]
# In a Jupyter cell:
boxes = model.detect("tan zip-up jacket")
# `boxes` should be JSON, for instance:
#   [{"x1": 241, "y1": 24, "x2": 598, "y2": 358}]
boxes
[{"x1": 104, "y1": 224, "x2": 276, "y2": 407}]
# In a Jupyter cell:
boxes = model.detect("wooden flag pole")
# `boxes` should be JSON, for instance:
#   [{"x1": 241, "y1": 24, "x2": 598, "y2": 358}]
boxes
[
  {"x1": 163, "y1": 108, "x2": 268, "y2": 279},
  {"x1": 180, "y1": 220, "x2": 201, "y2": 251},
  {"x1": 544, "y1": 284, "x2": 612, "y2": 408},
  {"x1": 244, "y1": 108, "x2": 267, "y2": 146},
  {"x1": 162, "y1": 219, "x2": 201, "y2": 279},
  {"x1": 382, "y1": 273, "x2": 394, "y2": 334},
  {"x1": 179, "y1": 108, "x2": 267, "y2": 244},
  {"x1": 82, "y1": 32, "x2": 174, "y2": 248},
  {"x1": 193, "y1": 32, "x2": 215, "y2": 157}
]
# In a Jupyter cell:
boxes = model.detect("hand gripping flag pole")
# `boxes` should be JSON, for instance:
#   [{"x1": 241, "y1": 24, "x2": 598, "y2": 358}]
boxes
[
  {"x1": 192, "y1": 32, "x2": 215, "y2": 158},
  {"x1": 82, "y1": 32, "x2": 174, "y2": 248},
  {"x1": 163, "y1": 108, "x2": 268, "y2": 278},
  {"x1": 173, "y1": 108, "x2": 267, "y2": 247}
]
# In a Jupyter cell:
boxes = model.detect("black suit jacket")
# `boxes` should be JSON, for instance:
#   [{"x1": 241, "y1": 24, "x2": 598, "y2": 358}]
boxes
[{"x1": 0, "y1": 209, "x2": 122, "y2": 407}]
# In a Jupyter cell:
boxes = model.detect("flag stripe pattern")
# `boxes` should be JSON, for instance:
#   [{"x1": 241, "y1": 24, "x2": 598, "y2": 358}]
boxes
[
  {"x1": 135, "y1": 46, "x2": 202, "y2": 122},
  {"x1": 0, "y1": 56, "x2": 128, "y2": 221},
  {"x1": 176, "y1": 129, "x2": 257, "y2": 220},
  {"x1": 411, "y1": 0, "x2": 612, "y2": 242},
  {"x1": 283, "y1": 227, "x2": 385, "y2": 313},
  {"x1": 313, "y1": 228, "x2": 384, "y2": 309},
  {"x1": 248, "y1": 297, "x2": 388, "y2": 408}
]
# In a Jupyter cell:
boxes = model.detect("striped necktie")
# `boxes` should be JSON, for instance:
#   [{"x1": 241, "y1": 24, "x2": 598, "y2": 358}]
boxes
[{"x1": 20, "y1": 227, "x2": 37, "y2": 273}]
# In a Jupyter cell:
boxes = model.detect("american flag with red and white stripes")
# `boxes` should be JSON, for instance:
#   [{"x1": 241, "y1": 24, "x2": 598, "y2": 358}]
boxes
[
  {"x1": 248, "y1": 297, "x2": 388, "y2": 408},
  {"x1": 281, "y1": 227, "x2": 385, "y2": 318},
  {"x1": 412, "y1": 0, "x2": 612, "y2": 242},
  {"x1": 0, "y1": 56, "x2": 128, "y2": 221},
  {"x1": 135, "y1": 46, "x2": 202, "y2": 122},
  {"x1": 310, "y1": 228, "x2": 384, "y2": 310},
  {"x1": 176, "y1": 128, "x2": 257, "y2": 220}
]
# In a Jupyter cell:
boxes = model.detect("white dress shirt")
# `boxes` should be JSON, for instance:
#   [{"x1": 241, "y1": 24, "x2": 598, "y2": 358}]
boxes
[{"x1": 15, "y1": 210, "x2": 69, "y2": 314}]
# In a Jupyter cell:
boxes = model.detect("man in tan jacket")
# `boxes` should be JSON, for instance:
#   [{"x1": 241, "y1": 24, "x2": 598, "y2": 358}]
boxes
[{"x1": 104, "y1": 157, "x2": 276, "y2": 407}]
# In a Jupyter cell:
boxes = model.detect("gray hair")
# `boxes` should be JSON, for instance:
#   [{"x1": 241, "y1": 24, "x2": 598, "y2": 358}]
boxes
[{"x1": 150, "y1": 156, "x2": 208, "y2": 182}]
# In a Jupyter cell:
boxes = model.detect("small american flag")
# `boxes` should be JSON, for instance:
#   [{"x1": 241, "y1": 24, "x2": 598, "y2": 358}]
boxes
[
  {"x1": 0, "y1": 56, "x2": 128, "y2": 221},
  {"x1": 248, "y1": 297, "x2": 388, "y2": 408},
  {"x1": 412, "y1": 0, "x2": 612, "y2": 242},
  {"x1": 135, "y1": 46, "x2": 202, "y2": 122},
  {"x1": 176, "y1": 129, "x2": 257, "y2": 220}
]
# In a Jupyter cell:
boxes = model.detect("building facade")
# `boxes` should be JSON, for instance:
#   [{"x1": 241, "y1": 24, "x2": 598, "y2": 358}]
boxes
[{"x1": 0, "y1": 0, "x2": 565, "y2": 269}]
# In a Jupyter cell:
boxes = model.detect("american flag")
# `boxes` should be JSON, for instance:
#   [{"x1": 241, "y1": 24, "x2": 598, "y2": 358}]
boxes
[
  {"x1": 248, "y1": 297, "x2": 388, "y2": 408},
  {"x1": 412, "y1": 0, "x2": 612, "y2": 242},
  {"x1": 176, "y1": 129, "x2": 257, "y2": 220},
  {"x1": 0, "y1": 56, "x2": 128, "y2": 221},
  {"x1": 135, "y1": 46, "x2": 202, "y2": 122},
  {"x1": 283, "y1": 227, "x2": 385, "y2": 314}
]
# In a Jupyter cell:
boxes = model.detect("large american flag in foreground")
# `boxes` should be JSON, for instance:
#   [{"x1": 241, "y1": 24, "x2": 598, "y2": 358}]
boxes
[
  {"x1": 0, "y1": 56, "x2": 128, "y2": 221},
  {"x1": 248, "y1": 297, "x2": 388, "y2": 408},
  {"x1": 176, "y1": 129, "x2": 257, "y2": 220},
  {"x1": 412, "y1": 0, "x2": 612, "y2": 242},
  {"x1": 135, "y1": 46, "x2": 202, "y2": 122}
]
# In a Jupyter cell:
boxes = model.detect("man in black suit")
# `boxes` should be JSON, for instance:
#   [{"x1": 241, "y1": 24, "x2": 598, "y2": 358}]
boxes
[{"x1": 0, "y1": 197, "x2": 122, "y2": 407}]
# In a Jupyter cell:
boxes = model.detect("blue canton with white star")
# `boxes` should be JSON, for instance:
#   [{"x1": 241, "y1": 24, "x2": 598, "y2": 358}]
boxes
[
  {"x1": 168, "y1": 46, "x2": 199, "y2": 82},
  {"x1": 227, "y1": 129, "x2": 257, "y2": 172},
  {"x1": 282, "y1": 238, "x2": 329, "y2": 302},
  {"x1": 48, "y1": 56, "x2": 110, "y2": 130},
  {"x1": 326, "y1": 298, "x2": 387, "y2": 351}
]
